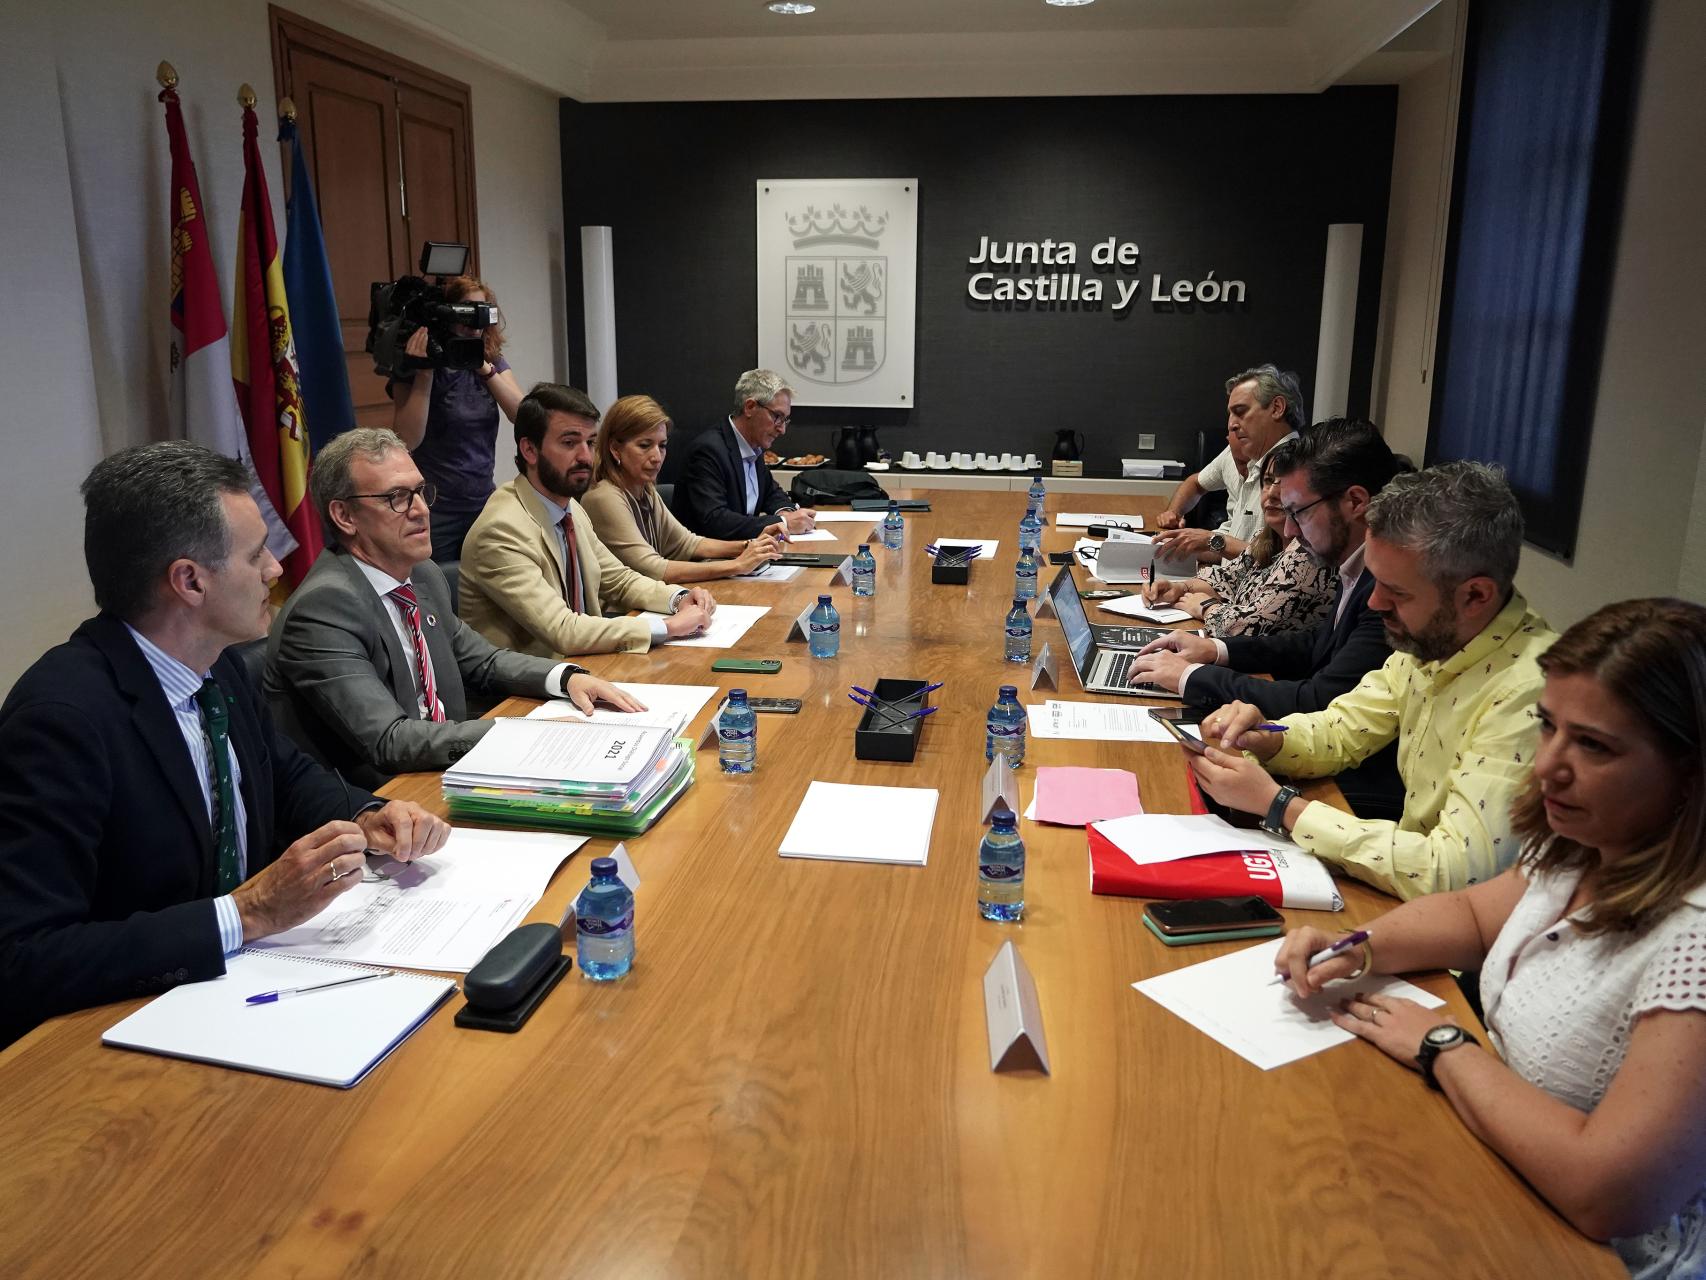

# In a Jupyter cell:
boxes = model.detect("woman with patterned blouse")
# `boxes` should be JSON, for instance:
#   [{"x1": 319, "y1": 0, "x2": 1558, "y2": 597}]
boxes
[
  {"x1": 581, "y1": 395, "x2": 784, "y2": 583},
  {"x1": 1149, "y1": 453, "x2": 1337, "y2": 638},
  {"x1": 1272, "y1": 599, "x2": 1706, "y2": 1278}
]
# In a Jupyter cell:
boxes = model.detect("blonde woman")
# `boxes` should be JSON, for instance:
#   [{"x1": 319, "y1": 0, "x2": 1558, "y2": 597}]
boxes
[{"x1": 580, "y1": 395, "x2": 783, "y2": 583}]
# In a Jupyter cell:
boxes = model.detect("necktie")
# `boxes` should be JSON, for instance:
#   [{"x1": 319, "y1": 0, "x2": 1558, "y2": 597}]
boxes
[
  {"x1": 388, "y1": 583, "x2": 445, "y2": 722},
  {"x1": 560, "y1": 514, "x2": 587, "y2": 614},
  {"x1": 194, "y1": 680, "x2": 241, "y2": 893}
]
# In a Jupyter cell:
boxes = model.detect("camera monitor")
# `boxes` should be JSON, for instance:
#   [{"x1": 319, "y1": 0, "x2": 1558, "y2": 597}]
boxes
[{"x1": 419, "y1": 241, "x2": 470, "y2": 277}]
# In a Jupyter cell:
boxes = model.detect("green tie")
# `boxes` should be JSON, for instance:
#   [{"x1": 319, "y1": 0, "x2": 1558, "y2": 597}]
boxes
[{"x1": 195, "y1": 679, "x2": 241, "y2": 893}]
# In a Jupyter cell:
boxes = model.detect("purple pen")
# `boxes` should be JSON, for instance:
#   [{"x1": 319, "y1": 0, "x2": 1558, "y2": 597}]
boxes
[{"x1": 1268, "y1": 929, "x2": 1372, "y2": 985}]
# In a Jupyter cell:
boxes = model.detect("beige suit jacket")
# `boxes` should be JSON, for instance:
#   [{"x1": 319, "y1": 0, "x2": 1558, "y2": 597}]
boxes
[{"x1": 459, "y1": 476, "x2": 681, "y2": 657}]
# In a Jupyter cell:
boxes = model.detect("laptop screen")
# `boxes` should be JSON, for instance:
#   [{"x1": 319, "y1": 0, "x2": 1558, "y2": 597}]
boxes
[{"x1": 1047, "y1": 567, "x2": 1096, "y2": 675}]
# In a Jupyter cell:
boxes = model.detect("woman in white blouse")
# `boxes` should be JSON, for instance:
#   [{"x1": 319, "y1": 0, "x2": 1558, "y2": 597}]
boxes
[
  {"x1": 581, "y1": 395, "x2": 783, "y2": 582},
  {"x1": 1273, "y1": 598, "x2": 1706, "y2": 1278}
]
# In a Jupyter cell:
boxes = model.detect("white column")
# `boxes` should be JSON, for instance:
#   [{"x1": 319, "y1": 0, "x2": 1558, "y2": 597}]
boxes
[
  {"x1": 1312, "y1": 223, "x2": 1363, "y2": 420},
  {"x1": 580, "y1": 225, "x2": 618, "y2": 409}
]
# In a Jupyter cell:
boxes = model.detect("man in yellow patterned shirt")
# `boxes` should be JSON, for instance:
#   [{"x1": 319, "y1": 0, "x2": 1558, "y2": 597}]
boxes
[{"x1": 1190, "y1": 461, "x2": 1556, "y2": 899}]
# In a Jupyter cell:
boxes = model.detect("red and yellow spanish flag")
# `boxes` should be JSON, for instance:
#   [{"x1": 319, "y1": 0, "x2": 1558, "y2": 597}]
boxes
[{"x1": 231, "y1": 85, "x2": 321, "y2": 588}]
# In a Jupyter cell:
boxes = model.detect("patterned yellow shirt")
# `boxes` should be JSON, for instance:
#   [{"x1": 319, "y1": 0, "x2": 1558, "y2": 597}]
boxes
[{"x1": 1267, "y1": 591, "x2": 1556, "y2": 900}]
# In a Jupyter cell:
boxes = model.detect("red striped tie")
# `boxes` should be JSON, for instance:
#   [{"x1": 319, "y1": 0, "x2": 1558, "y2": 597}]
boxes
[
  {"x1": 560, "y1": 514, "x2": 586, "y2": 614},
  {"x1": 388, "y1": 583, "x2": 445, "y2": 722}
]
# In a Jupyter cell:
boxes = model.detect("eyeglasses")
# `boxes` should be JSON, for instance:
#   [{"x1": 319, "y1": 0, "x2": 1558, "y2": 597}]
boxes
[
  {"x1": 758, "y1": 403, "x2": 791, "y2": 429},
  {"x1": 1281, "y1": 489, "x2": 1342, "y2": 524},
  {"x1": 344, "y1": 482, "x2": 438, "y2": 514}
]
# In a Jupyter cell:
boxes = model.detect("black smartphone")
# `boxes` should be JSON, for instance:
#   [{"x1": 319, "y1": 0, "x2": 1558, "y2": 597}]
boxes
[
  {"x1": 1144, "y1": 896, "x2": 1284, "y2": 936},
  {"x1": 711, "y1": 658, "x2": 781, "y2": 674},
  {"x1": 747, "y1": 697, "x2": 802, "y2": 714},
  {"x1": 1146, "y1": 707, "x2": 1204, "y2": 724},
  {"x1": 1079, "y1": 588, "x2": 1126, "y2": 599},
  {"x1": 1157, "y1": 715, "x2": 1210, "y2": 755},
  {"x1": 1047, "y1": 551, "x2": 1077, "y2": 566}
]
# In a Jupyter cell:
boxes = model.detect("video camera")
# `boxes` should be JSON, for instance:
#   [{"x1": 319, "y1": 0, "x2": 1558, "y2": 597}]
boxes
[{"x1": 366, "y1": 242, "x2": 495, "y2": 377}]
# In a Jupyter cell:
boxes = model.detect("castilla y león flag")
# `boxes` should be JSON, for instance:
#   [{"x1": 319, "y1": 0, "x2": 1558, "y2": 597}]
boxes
[
  {"x1": 231, "y1": 91, "x2": 322, "y2": 587},
  {"x1": 159, "y1": 80, "x2": 296, "y2": 564}
]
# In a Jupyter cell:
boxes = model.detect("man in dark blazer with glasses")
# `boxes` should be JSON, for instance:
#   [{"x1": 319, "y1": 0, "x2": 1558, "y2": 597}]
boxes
[{"x1": 671, "y1": 368, "x2": 817, "y2": 541}]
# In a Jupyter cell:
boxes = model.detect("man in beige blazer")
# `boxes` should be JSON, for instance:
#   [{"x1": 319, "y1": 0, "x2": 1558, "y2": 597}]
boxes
[{"x1": 460, "y1": 384, "x2": 717, "y2": 657}]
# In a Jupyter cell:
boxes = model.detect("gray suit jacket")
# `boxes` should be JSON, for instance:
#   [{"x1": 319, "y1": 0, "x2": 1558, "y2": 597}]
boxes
[{"x1": 265, "y1": 550, "x2": 573, "y2": 788}]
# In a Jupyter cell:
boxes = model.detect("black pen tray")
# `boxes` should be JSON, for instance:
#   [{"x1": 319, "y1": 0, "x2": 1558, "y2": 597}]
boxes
[{"x1": 854, "y1": 678, "x2": 929, "y2": 762}]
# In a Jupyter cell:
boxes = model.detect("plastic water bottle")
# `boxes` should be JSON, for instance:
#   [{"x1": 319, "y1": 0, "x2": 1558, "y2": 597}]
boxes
[
  {"x1": 852, "y1": 544, "x2": 877, "y2": 597},
  {"x1": 575, "y1": 856, "x2": 634, "y2": 980},
  {"x1": 717, "y1": 688, "x2": 757, "y2": 773},
  {"x1": 1014, "y1": 547, "x2": 1039, "y2": 600},
  {"x1": 881, "y1": 501, "x2": 904, "y2": 550},
  {"x1": 1003, "y1": 598, "x2": 1032, "y2": 664},
  {"x1": 809, "y1": 594, "x2": 841, "y2": 658},
  {"x1": 985, "y1": 683, "x2": 1027, "y2": 769},
  {"x1": 1018, "y1": 504, "x2": 1042, "y2": 555},
  {"x1": 1027, "y1": 474, "x2": 1047, "y2": 510},
  {"x1": 978, "y1": 810, "x2": 1026, "y2": 921}
]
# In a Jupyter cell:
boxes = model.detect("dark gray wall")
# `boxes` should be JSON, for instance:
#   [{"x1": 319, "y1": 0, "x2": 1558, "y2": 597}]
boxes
[{"x1": 560, "y1": 90, "x2": 1397, "y2": 479}]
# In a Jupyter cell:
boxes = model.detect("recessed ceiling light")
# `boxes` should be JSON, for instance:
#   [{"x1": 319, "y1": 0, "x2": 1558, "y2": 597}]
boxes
[
  {"x1": 767, "y1": 2, "x2": 816, "y2": 13},
  {"x1": 1045, "y1": 0, "x2": 1096, "y2": 6}
]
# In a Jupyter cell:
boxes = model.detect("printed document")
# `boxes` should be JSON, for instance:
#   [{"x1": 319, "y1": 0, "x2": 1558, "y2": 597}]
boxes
[
  {"x1": 640, "y1": 603, "x2": 770, "y2": 649},
  {"x1": 1025, "y1": 699, "x2": 1178, "y2": 743},
  {"x1": 1133, "y1": 938, "x2": 1445, "y2": 1071},
  {"x1": 1054, "y1": 512, "x2": 1145, "y2": 530},
  {"x1": 447, "y1": 719, "x2": 669, "y2": 788},
  {"x1": 526, "y1": 683, "x2": 719, "y2": 737},
  {"x1": 1098, "y1": 596, "x2": 1195, "y2": 624}
]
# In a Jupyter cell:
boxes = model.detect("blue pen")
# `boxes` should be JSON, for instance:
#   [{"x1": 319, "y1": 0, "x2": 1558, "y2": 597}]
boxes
[
  {"x1": 246, "y1": 970, "x2": 394, "y2": 1005},
  {"x1": 1255, "y1": 723, "x2": 1289, "y2": 732}
]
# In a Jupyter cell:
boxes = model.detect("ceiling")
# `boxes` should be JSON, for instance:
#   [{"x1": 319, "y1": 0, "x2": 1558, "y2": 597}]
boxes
[
  {"x1": 343, "y1": 0, "x2": 1452, "y2": 102},
  {"x1": 562, "y1": 0, "x2": 1304, "y2": 42}
]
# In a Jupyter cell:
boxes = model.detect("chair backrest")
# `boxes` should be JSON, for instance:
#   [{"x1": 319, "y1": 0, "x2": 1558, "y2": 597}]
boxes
[
  {"x1": 655, "y1": 482, "x2": 674, "y2": 507},
  {"x1": 233, "y1": 637, "x2": 268, "y2": 691},
  {"x1": 438, "y1": 560, "x2": 460, "y2": 614}
]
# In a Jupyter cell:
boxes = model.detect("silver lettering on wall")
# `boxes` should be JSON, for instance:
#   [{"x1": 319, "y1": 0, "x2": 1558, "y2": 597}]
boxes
[{"x1": 965, "y1": 235, "x2": 1245, "y2": 314}]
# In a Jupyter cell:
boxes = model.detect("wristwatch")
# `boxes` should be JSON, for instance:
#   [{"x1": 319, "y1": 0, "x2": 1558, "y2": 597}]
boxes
[
  {"x1": 1261, "y1": 785, "x2": 1301, "y2": 836},
  {"x1": 1415, "y1": 1024, "x2": 1479, "y2": 1091},
  {"x1": 1207, "y1": 532, "x2": 1227, "y2": 554}
]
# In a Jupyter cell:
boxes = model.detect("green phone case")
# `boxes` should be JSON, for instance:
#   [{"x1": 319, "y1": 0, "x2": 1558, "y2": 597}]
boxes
[
  {"x1": 711, "y1": 659, "x2": 780, "y2": 673},
  {"x1": 1141, "y1": 913, "x2": 1284, "y2": 947}
]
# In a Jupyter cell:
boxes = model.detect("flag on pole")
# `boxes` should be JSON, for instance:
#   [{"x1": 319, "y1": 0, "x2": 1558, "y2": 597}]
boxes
[
  {"x1": 231, "y1": 84, "x2": 321, "y2": 588},
  {"x1": 278, "y1": 106, "x2": 355, "y2": 454},
  {"x1": 156, "y1": 64, "x2": 296, "y2": 563}
]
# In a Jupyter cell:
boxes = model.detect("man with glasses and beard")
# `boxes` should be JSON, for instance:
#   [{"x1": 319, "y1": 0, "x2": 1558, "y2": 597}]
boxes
[
  {"x1": 1185, "y1": 462, "x2": 1556, "y2": 900},
  {"x1": 266, "y1": 428, "x2": 643, "y2": 788},
  {"x1": 1131, "y1": 419, "x2": 1407, "y2": 816},
  {"x1": 460, "y1": 384, "x2": 717, "y2": 659},
  {"x1": 671, "y1": 369, "x2": 817, "y2": 541}
]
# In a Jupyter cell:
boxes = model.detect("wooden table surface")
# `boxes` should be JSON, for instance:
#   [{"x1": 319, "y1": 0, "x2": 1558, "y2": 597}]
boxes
[{"x1": 0, "y1": 490, "x2": 1618, "y2": 1278}]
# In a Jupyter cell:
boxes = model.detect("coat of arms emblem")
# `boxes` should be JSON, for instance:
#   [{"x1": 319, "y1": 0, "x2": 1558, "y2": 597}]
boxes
[{"x1": 783, "y1": 204, "x2": 888, "y2": 385}]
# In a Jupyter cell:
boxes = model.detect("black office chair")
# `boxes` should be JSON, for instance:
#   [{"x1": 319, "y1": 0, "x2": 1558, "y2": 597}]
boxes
[
  {"x1": 439, "y1": 560, "x2": 460, "y2": 614},
  {"x1": 655, "y1": 482, "x2": 674, "y2": 507},
  {"x1": 233, "y1": 637, "x2": 268, "y2": 691}
]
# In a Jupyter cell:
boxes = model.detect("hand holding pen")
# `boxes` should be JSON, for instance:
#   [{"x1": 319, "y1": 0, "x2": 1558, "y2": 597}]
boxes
[
  {"x1": 1269, "y1": 928, "x2": 1373, "y2": 991},
  {"x1": 1199, "y1": 700, "x2": 1289, "y2": 760}
]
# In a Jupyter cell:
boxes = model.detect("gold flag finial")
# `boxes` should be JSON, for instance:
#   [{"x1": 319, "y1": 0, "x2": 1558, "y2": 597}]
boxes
[
  {"x1": 280, "y1": 96, "x2": 297, "y2": 122},
  {"x1": 238, "y1": 82, "x2": 257, "y2": 109},
  {"x1": 156, "y1": 61, "x2": 178, "y2": 90}
]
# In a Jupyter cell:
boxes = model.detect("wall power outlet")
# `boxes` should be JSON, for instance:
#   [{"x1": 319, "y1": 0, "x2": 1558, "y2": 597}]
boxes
[{"x1": 1137, "y1": 433, "x2": 1156, "y2": 450}]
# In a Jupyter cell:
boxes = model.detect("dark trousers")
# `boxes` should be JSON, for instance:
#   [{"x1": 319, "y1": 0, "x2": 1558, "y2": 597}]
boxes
[{"x1": 429, "y1": 495, "x2": 488, "y2": 564}]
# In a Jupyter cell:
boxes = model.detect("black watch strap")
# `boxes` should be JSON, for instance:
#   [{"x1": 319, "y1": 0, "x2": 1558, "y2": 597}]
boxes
[
  {"x1": 1262, "y1": 785, "x2": 1300, "y2": 836},
  {"x1": 1416, "y1": 1026, "x2": 1480, "y2": 1091}
]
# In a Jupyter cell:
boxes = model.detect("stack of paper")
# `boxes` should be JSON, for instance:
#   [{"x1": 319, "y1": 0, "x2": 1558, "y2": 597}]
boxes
[
  {"x1": 443, "y1": 719, "x2": 694, "y2": 836},
  {"x1": 1055, "y1": 512, "x2": 1145, "y2": 530},
  {"x1": 779, "y1": 781, "x2": 939, "y2": 866},
  {"x1": 1098, "y1": 595, "x2": 1195, "y2": 624},
  {"x1": 524, "y1": 683, "x2": 719, "y2": 739},
  {"x1": 1027, "y1": 766, "x2": 1144, "y2": 825},
  {"x1": 1121, "y1": 458, "x2": 1187, "y2": 478}
]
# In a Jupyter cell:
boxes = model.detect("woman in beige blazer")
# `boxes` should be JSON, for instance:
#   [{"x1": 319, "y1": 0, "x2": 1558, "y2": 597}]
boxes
[{"x1": 581, "y1": 395, "x2": 784, "y2": 582}]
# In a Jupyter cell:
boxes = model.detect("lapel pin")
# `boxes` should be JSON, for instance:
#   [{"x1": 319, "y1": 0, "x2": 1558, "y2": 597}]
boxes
[{"x1": 425, "y1": 613, "x2": 437, "y2": 627}]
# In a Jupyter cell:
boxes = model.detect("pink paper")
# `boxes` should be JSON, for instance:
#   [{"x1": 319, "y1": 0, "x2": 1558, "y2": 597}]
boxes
[{"x1": 1032, "y1": 766, "x2": 1144, "y2": 826}]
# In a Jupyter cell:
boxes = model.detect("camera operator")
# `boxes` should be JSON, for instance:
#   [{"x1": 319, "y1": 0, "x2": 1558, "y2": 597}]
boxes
[{"x1": 387, "y1": 275, "x2": 524, "y2": 563}]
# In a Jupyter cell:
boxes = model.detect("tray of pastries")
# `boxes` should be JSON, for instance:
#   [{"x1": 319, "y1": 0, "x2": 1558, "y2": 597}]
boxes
[{"x1": 780, "y1": 453, "x2": 827, "y2": 467}]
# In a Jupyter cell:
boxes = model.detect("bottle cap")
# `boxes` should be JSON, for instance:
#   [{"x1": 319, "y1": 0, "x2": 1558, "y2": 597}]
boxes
[
  {"x1": 818, "y1": 594, "x2": 832, "y2": 604},
  {"x1": 999, "y1": 684, "x2": 1018, "y2": 698},
  {"x1": 590, "y1": 857, "x2": 618, "y2": 877},
  {"x1": 728, "y1": 688, "x2": 748, "y2": 702},
  {"x1": 857, "y1": 544, "x2": 869, "y2": 553}
]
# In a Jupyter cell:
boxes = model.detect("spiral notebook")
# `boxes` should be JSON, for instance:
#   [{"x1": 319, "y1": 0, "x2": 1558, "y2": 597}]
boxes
[{"x1": 101, "y1": 950, "x2": 457, "y2": 1089}]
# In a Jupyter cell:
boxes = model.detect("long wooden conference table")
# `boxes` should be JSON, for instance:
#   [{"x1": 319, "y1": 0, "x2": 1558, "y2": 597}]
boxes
[{"x1": 0, "y1": 490, "x2": 1618, "y2": 1278}]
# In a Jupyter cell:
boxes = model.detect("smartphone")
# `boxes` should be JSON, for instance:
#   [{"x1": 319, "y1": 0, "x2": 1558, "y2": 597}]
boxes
[
  {"x1": 711, "y1": 658, "x2": 781, "y2": 674},
  {"x1": 1157, "y1": 715, "x2": 1210, "y2": 755},
  {"x1": 1143, "y1": 896, "x2": 1284, "y2": 941},
  {"x1": 1146, "y1": 707, "x2": 1204, "y2": 724},
  {"x1": 1079, "y1": 588, "x2": 1126, "y2": 600},
  {"x1": 747, "y1": 697, "x2": 802, "y2": 714},
  {"x1": 1047, "y1": 551, "x2": 1077, "y2": 566}
]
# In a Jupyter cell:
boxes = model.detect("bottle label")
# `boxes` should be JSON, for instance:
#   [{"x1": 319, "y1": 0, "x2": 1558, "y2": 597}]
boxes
[
  {"x1": 577, "y1": 909, "x2": 633, "y2": 936},
  {"x1": 718, "y1": 726, "x2": 755, "y2": 742},
  {"x1": 811, "y1": 621, "x2": 840, "y2": 635},
  {"x1": 1005, "y1": 625, "x2": 1030, "y2": 641},
  {"x1": 981, "y1": 862, "x2": 1024, "y2": 881},
  {"x1": 988, "y1": 723, "x2": 1023, "y2": 740}
]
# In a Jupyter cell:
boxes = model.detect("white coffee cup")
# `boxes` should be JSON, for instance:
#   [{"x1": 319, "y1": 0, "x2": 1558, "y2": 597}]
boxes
[
  {"x1": 1023, "y1": 453, "x2": 1042, "y2": 470},
  {"x1": 926, "y1": 451, "x2": 948, "y2": 468},
  {"x1": 902, "y1": 451, "x2": 922, "y2": 467}
]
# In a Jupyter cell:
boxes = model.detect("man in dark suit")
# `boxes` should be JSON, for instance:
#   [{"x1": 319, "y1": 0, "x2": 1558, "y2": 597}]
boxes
[
  {"x1": 266, "y1": 428, "x2": 640, "y2": 788},
  {"x1": 1130, "y1": 420, "x2": 1405, "y2": 816},
  {"x1": 671, "y1": 369, "x2": 817, "y2": 540},
  {"x1": 0, "y1": 442, "x2": 449, "y2": 1047}
]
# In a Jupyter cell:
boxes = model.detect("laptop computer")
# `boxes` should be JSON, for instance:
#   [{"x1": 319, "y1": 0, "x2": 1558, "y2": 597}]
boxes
[
  {"x1": 1045, "y1": 566, "x2": 1166, "y2": 648},
  {"x1": 1046, "y1": 567, "x2": 1182, "y2": 700}
]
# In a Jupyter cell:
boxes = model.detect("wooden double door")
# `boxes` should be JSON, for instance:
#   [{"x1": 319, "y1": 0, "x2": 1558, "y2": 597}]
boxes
[{"x1": 269, "y1": 6, "x2": 479, "y2": 426}]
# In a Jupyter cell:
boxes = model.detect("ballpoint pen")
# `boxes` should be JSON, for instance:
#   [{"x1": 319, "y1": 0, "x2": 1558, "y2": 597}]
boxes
[
  {"x1": 246, "y1": 970, "x2": 396, "y2": 1004},
  {"x1": 1267, "y1": 929, "x2": 1371, "y2": 985}
]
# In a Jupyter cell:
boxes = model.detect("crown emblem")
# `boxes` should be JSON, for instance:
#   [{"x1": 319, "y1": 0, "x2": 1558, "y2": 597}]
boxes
[{"x1": 787, "y1": 203, "x2": 888, "y2": 249}]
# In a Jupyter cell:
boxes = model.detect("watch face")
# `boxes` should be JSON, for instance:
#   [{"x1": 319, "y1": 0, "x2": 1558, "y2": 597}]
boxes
[{"x1": 1425, "y1": 1026, "x2": 1463, "y2": 1048}]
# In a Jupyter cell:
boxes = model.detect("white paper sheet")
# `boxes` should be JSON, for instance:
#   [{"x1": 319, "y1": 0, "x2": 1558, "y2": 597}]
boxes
[
  {"x1": 1025, "y1": 699, "x2": 1178, "y2": 743},
  {"x1": 1055, "y1": 512, "x2": 1146, "y2": 530},
  {"x1": 524, "y1": 683, "x2": 720, "y2": 738},
  {"x1": 779, "y1": 528, "x2": 838, "y2": 543},
  {"x1": 446, "y1": 719, "x2": 670, "y2": 788},
  {"x1": 930, "y1": 538, "x2": 1001, "y2": 559},
  {"x1": 1098, "y1": 595, "x2": 1195, "y2": 624},
  {"x1": 778, "y1": 781, "x2": 939, "y2": 866},
  {"x1": 741, "y1": 563, "x2": 804, "y2": 582},
  {"x1": 809, "y1": 510, "x2": 886, "y2": 523},
  {"x1": 1089, "y1": 813, "x2": 1299, "y2": 862},
  {"x1": 639, "y1": 603, "x2": 771, "y2": 648},
  {"x1": 246, "y1": 829, "x2": 587, "y2": 972},
  {"x1": 1133, "y1": 938, "x2": 1445, "y2": 1071}
]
